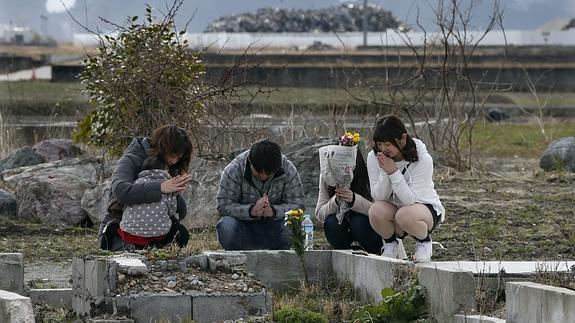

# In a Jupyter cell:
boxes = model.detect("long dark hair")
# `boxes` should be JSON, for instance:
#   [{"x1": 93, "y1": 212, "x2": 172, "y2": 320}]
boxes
[
  {"x1": 148, "y1": 124, "x2": 192, "y2": 176},
  {"x1": 328, "y1": 149, "x2": 372, "y2": 202},
  {"x1": 372, "y1": 115, "x2": 418, "y2": 163}
]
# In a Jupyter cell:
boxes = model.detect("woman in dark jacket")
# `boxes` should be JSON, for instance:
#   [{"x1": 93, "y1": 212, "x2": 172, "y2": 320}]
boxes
[{"x1": 99, "y1": 124, "x2": 193, "y2": 250}]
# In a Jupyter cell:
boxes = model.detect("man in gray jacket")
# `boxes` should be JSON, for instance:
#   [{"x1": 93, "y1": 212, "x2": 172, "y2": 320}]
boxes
[{"x1": 216, "y1": 139, "x2": 305, "y2": 250}]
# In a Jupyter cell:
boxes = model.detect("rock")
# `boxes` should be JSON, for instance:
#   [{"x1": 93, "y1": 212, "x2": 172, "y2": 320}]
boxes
[
  {"x1": 0, "y1": 189, "x2": 17, "y2": 217},
  {"x1": 1, "y1": 158, "x2": 100, "y2": 191},
  {"x1": 205, "y1": 252, "x2": 247, "y2": 273},
  {"x1": 231, "y1": 273, "x2": 240, "y2": 280},
  {"x1": 485, "y1": 108, "x2": 509, "y2": 122},
  {"x1": 180, "y1": 157, "x2": 227, "y2": 229},
  {"x1": 185, "y1": 254, "x2": 209, "y2": 270},
  {"x1": 9, "y1": 159, "x2": 97, "y2": 228},
  {"x1": 32, "y1": 139, "x2": 84, "y2": 162},
  {"x1": 283, "y1": 137, "x2": 334, "y2": 212},
  {"x1": 540, "y1": 137, "x2": 575, "y2": 172},
  {"x1": 81, "y1": 180, "x2": 110, "y2": 225},
  {"x1": 0, "y1": 146, "x2": 45, "y2": 173},
  {"x1": 307, "y1": 41, "x2": 334, "y2": 51}
]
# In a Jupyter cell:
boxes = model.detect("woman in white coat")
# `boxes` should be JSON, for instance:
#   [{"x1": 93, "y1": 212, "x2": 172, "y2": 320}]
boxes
[{"x1": 367, "y1": 115, "x2": 445, "y2": 262}]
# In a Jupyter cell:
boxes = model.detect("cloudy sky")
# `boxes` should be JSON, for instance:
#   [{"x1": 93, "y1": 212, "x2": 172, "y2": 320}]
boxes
[{"x1": 1, "y1": 0, "x2": 574, "y2": 40}]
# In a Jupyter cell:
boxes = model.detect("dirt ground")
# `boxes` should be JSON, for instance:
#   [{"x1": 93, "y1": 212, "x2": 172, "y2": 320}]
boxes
[{"x1": 0, "y1": 157, "x2": 574, "y2": 287}]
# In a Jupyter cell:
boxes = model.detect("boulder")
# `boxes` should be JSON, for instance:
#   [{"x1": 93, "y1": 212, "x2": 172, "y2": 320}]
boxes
[
  {"x1": 0, "y1": 189, "x2": 17, "y2": 217},
  {"x1": 32, "y1": 139, "x2": 84, "y2": 162},
  {"x1": 1, "y1": 158, "x2": 99, "y2": 228},
  {"x1": 485, "y1": 108, "x2": 509, "y2": 122},
  {"x1": 540, "y1": 137, "x2": 575, "y2": 172},
  {"x1": 181, "y1": 158, "x2": 228, "y2": 229},
  {"x1": 1, "y1": 158, "x2": 100, "y2": 191},
  {"x1": 81, "y1": 180, "x2": 111, "y2": 225},
  {"x1": 0, "y1": 146, "x2": 45, "y2": 173}
]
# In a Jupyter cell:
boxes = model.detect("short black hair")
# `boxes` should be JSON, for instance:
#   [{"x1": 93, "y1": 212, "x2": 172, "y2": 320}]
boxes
[
  {"x1": 248, "y1": 139, "x2": 282, "y2": 174},
  {"x1": 141, "y1": 156, "x2": 166, "y2": 171}
]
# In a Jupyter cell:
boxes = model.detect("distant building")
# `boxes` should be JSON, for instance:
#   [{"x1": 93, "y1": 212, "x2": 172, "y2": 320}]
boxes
[{"x1": 0, "y1": 24, "x2": 39, "y2": 45}]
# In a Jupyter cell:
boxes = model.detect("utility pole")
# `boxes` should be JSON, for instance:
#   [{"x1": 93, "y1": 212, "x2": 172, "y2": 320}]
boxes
[{"x1": 362, "y1": 0, "x2": 368, "y2": 47}]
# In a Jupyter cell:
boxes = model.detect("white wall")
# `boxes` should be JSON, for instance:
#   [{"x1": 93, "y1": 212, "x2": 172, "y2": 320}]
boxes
[{"x1": 73, "y1": 30, "x2": 575, "y2": 49}]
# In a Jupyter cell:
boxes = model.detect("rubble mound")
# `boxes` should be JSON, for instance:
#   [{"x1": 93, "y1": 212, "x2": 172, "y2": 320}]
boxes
[{"x1": 205, "y1": 3, "x2": 405, "y2": 33}]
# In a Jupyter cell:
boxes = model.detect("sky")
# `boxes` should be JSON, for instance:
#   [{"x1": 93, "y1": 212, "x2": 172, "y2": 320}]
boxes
[{"x1": 0, "y1": 0, "x2": 574, "y2": 41}]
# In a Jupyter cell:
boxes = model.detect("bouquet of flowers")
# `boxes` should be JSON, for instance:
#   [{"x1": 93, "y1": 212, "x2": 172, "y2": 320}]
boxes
[
  {"x1": 318, "y1": 132, "x2": 361, "y2": 224},
  {"x1": 339, "y1": 132, "x2": 361, "y2": 147},
  {"x1": 284, "y1": 208, "x2": 305, "y2": 256}
]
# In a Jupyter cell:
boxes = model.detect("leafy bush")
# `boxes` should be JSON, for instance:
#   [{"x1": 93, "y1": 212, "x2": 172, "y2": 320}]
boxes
[
  {"x1": 352, "y1": 286, "x2": 428, "y2": 323},
  {"x1": 273, "y1": 306, "x2": 327, "y2": 323},
  {"x1": 75, "y1": 4, "x2": 205, "y2": 156}
]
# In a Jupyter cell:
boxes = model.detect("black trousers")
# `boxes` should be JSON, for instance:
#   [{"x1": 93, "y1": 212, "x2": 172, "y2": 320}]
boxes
[
  {"x1": 323, "y1": 211, "x2": 383, "y2": 254},
  {"x1": 100, "y1": 219, "x2": 189, "y2": 251}
]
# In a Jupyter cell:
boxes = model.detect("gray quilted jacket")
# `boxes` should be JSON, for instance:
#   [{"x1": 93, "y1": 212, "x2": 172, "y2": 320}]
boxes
[{"x1": 217, "y1": 150, "x2": 305, "y2": 221}]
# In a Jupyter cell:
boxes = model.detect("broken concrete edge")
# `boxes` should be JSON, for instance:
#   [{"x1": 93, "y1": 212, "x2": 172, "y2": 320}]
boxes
[
  {"x1": 506, "y1": 281, "x2": 575, "y2": 323},
  {"x1": 0, "y1": 289, "x2": 35, "y2": 323}
]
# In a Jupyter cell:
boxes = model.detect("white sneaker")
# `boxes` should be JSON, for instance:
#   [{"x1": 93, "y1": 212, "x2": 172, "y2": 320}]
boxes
[
  {"x1": 413, "y1": 240, "x2": 433, "y2": 263},
  {"x1": 381, "y1": 239, "x2": 408, "y2": 259}
]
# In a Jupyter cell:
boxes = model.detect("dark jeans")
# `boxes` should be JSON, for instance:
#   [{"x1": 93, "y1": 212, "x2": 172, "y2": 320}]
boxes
[
  {"x1": 324, "y1": 211, "x2": 383, "y2": 254},
  {"x1": 216, "y1": 216, "x2": 291, "y2": 250},
  {"x1": 100, "y1": 220, "x2": 189, "y2": 251}
]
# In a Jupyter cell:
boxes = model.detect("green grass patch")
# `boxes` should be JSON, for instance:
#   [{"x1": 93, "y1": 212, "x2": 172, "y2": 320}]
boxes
[
  {"x1": 465, "y1": 120, "x2": 575, "y2": 158},
  {"x1": 506, "y1": 92, "x2": 575, "y2": 108},
  {"x1": 0, "y1": 81, "x2": 89, "y2": 116}
]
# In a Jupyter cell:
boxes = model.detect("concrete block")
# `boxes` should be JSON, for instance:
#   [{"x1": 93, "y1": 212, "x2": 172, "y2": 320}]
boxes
[
  {"x1": 0, "y1": 253, "x2": 24, "y2": 295},
  {"x1": 72, "y1": 257, "x2": 117, "y2": 316},
  {"x1": 0, "y1": 290, "x2": 34, "y2": 323},
  {"x1": 507, "y1": 281, "x2": 575, "y2": 323},
  {"x1": 417, "y1": 263, "x2": 476, "y2": 323},
  {"x1": 241, "y1": 250, "x2": 332, "y2": 290},
  {"x1": 332, "y1": 250, "x2": 411, "y2": 302},
  {"x1": 109, "y1": 256, "x2": 147, "y2": 276},
  {"x1": 71, "y1": 257, "x2": 90, "y2": 315},
  {"x1": 29, "y1": 288, "x2": 72, "y2": 308},
  {"x1": 192, "y1": 291, "x2": 272, "y2": 322},
  {"x1": 128, "y1": 294, "x2": 192, "y2": 323},
  {"x1": 453, "y1": 314, "x2": 505, "y2": 323}
]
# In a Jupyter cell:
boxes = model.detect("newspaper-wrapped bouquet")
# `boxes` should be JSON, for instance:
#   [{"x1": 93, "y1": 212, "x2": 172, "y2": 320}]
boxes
[{"x1": 318, "y1": 132, "x2": 360, "y2": 224}]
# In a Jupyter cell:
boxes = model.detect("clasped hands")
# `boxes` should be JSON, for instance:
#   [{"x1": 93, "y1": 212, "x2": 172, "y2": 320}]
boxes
[
  {"x1": 335, "y1": 186, "x2": 354, "y2": 203},
  {"x1": 250, "y1": 194, "x2": 274, "y2": 218},
  {"x1": 161, "y1": 173, "x2": 191, "y2": 193},
  {"x1": 376, "y1": 152, "x2": 398, "y2": 175}
]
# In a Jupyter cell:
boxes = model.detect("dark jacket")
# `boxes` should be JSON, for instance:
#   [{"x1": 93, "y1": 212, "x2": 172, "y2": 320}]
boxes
[
  {"x1": 98, "y1": 138, "x2": 187, "y2": 236},
  {"x1": 216, "y1": 150, "x2": 305, "y2": 221}
]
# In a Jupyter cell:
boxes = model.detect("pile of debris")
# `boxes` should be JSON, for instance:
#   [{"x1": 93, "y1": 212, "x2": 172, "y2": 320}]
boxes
[
  {"x1": 563, "y1": 18, "x2": 575, "y2": 30},
  {"x1": 205, "y1": 3, "x2": 405, "y2": 33}
]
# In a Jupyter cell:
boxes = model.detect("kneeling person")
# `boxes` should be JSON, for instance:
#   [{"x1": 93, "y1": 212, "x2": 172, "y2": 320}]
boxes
[{"x1": 216, "y1": 140, "x2": 305, "y2": 250}]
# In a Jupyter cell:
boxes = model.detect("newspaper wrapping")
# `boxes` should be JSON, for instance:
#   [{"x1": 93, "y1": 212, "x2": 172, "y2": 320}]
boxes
[{"x1": 318, "y1": 144, "x2": 358, "y2": 224}]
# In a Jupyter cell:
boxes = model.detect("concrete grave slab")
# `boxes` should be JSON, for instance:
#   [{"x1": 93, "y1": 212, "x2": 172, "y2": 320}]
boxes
[
  {"x1": 29, "y1": 288, "x2": 72, "y2": 308},
  {"x1": 507, "y1": 281, "x2": 575, "y2": 323},
  {"x1": 417, "y1": 263, "x2": 476, "y2": 323},
  {"x1": 0, "y1": 290, "x2": 34, "y2": 323},
  {"x1": 428, "y1": 261, "x2": 575, "y2": 276},
  {"x1": 125, "y1": 294, "x2": 192, "y2": 323},
  {"x1": 240, "y1": 250, "x2": 332, "y2": 291},
  {"x1": 192, "y1": 291, "x2": 272, "y2": 322},
  {"x1": 0, "y1": 253, "x2": 24, "y2": 295},
  {"x1": 332, "y1": 250, "x2": 411, "y2": 302}
]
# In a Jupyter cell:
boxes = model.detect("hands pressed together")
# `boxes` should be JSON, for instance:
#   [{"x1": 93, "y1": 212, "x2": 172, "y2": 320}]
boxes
[
  {"x1": 335, "y1": 187, "x2": 354, "y2": 203},
  {"x1": 250, "y1": 194, "x2": 274, "y2": 218},
  {"x1": 377, "y1": 152, "x2": 398, "y2": 175},
  {"x1": 161, "y1": 173, "x2": 191, "y2": 193}
]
